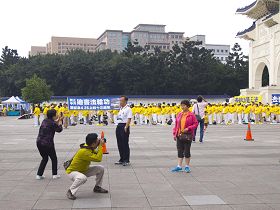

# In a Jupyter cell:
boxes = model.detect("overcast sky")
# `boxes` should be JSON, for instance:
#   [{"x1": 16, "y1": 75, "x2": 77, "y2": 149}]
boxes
[{"x1": 1, "y1": 0, "x2": 254, "y2": 57}]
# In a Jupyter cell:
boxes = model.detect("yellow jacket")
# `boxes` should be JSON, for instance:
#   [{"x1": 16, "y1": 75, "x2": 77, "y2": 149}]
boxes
[{"x1": 66, "y1": 143, "x2": 103, "y2": 174}]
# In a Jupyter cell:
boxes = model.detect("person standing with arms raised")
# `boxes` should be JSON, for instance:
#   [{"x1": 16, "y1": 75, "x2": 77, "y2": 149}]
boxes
[{"x1": 115, "y1": 96, "x2": 132, "y2": 166}]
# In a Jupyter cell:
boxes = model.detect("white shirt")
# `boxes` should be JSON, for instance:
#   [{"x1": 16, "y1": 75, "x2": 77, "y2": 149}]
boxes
[
  {"x1": 192, "y1": 102, "x2": 208, "y2": 119},
  {"x1": 117, "y1": 104, "x2": 132, "y2": 124}
]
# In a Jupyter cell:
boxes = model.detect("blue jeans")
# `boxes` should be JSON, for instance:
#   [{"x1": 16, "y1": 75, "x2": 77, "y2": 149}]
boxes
[{"x1": 194, "y1": 119, "x2": 205, "y2": 142}]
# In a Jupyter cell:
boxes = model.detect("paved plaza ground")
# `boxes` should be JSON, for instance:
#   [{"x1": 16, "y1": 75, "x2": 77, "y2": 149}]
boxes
[{"x1": 0, "y1": 117, "x2": 280, "y2": 210}]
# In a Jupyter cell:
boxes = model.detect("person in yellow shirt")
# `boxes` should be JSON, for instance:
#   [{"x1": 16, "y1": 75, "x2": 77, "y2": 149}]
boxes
[
  {"x1": 236, "y1": 104, "x2": 244, "y2": 124},
  {"x1": 206, "y1": 104, "x2": 213, "y2": 125},
  {"x1": 2, "y1": 106, "x2": 7, "y2": 117},
  {"x1": 43, "y1": 105, "x2": 50, "y2": 119},
  {"x1": 243, "y1": 104, "x2": 251, "y2": 124},
  {"x1": 216, "y1": 104, "x2": 223, "y2": 124},
  {"x1": 63, "y1": 103, "x2": 70, "y2": 128},
  {"x1": 66, "y1": 133, "x2": 108, "y2": 200},
  {"x1": 82, "y1": 110, "x2": 89, "y2": 125},
  {"x1": 228, "y1": 104, "x2": 236, "y2": 124},
  {"x1": 33, "y1": 104, "x2": 41, "y2": 127},
  {"x1": 254, "y1": 104, "x2": 261, "y2": 124},
  {"x1": 222, "y1": 104, "x2": 229, "y2": 125}
]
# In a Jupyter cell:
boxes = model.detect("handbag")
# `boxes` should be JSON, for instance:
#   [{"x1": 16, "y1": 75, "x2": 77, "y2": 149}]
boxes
[
  {"x1": 178, "y1": 132, "x2": 193, "y2": 142},
  {"x1": 177, "y1": 112, "x2": 193, "y2": 142},
  {"x1": 63, "y1": 152, "x2": 77, "y2": 170},
  {"x1": 63, "y1": 159, "x2": 73, "y2": 170},
  {"x1": 195, "y1": 104, "x2": 202, "y2": 121}
]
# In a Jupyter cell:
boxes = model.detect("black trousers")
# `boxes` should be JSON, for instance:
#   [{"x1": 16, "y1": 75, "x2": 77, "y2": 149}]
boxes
[
  {"x1": 176, "y1": 138, "x2": 192, "y2": 158},
  {"x1": 37, "y1": 142, "x2": 58, "y2": 176},
  {"x1": 116, "y1": 123, "x2": 130, "y2": 162}
]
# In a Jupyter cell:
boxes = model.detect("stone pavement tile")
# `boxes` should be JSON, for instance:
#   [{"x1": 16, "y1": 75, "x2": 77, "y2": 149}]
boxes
[
  {"x1": 0, "y1": 200, "x2": 36, "y2": 210},
  {"x1": 112, "y1": 208, "x2": 151, "y2": 210},
  {"x1": 230, "y1": 204, "x2": 273, "y2": 210},
  {"x1": 141, "y1": 183, "x2": 179, "y2": 197},
  {"x1": 72, "y1": 197, "x2": 111, "y2": 208},
  {"x1": 268, "y1": 204, "x2": 280, "y2": 210},
  {"x1": 109, "y1": 174, "x2": 139, "y2": 184},
  {"x1": 33, "y1": 199, "x2": 73, "y2": 209},
  {"x1": 5, "y1": 188, "x2": 44, "y2": 201},
  {"x1": 218, "y1": 194, "x2": 262, "y2": 205},
  {"x1": 135, "y1": 173, "x2": 168, "y2": 184},
  {"x1": 39, "y1": 191, "x2": 69, "y2": 200},
  {"x1": 147, "y1": 195, "x2": 188, "y2": 207},
  {"x1": 152, "y1": 207, "x2": 192, "y2": 210},
  {"x1": 253, "y1": 194, "x2": 280, "y2": 204},
  {"x1": 183, "y1": 195, "x2": 226, "y2": 206},
  {"x1": 190, "y1": 205, "x2": 233, "y2": 210},
  {"x1": 111, "y1": 196, "x2": 150, "y2": 208}
]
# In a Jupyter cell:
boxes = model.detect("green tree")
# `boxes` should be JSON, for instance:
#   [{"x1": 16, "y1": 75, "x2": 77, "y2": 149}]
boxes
[{"x1": 21, "y1": 74, "x2": 53, "y2": 104}]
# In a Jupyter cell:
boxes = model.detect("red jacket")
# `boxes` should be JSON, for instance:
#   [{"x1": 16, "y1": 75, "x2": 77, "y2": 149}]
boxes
[{"x1": 173, "y1": 111, "x2": 198, "y2": 138}]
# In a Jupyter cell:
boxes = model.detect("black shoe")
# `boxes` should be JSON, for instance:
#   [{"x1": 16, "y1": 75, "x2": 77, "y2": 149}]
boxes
[
  {"x1": 115, "y1": 161, "x2": 123, "y2": 165},
  {"x1": 66, "y1": 189, "x2": 76, "y2": 200},
  {"x1": 94, "y1": 186, "x2": 108, "y2": 193},
  {"x1": 122, "y1": 162, "x2": 130, "y2": 166}
]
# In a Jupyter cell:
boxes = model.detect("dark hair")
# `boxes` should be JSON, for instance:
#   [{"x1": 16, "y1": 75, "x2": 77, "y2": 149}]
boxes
[
  {"x1": 86, "y1": 133, "x2": 98, "y2": 145},
  {"x1": 197, "y1": 95, "x2": 203, "y2": 103},
  {"x1": 120, "y1": 95, "x2": 128, "y2": 102},
  {"x1": 180, "y1": 100, "x2": 191, "y2": 108},
  {"x1": 47, "y1": 109, "x2": 57, "y2": 119}
]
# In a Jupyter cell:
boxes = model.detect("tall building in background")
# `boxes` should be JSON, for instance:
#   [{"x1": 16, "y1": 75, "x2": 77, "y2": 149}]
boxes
[
  {"x1": 29, "y1": 46, "x2": 47, "y2": 56},
  {"x1": 29, "y1": 24, "x2": 230, "y2": 64},
  {"x1": 189, "y1": 35, "x2": 230, "y2": 64},
  {"x1": 96, "y1": 24, "x2": 185, "y2": 52},
  {"x1": 30, "y1": 36, "x2": 97, "y2": 56}
]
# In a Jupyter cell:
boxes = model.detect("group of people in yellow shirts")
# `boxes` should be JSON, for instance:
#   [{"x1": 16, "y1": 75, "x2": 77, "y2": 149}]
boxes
[{"x1": 32, "y1": 102, "x2": 280, "y2": 127}]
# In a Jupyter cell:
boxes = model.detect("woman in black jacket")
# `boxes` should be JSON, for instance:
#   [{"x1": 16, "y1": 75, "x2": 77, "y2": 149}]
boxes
[{"x1": 36, "y1": 109, "x2": 63, "y2": 180}]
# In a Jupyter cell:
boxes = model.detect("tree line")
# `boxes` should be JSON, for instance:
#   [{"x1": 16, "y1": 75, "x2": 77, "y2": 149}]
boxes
[{"x1": 0, "y1": 41, "x2": 249, "y2": 101}]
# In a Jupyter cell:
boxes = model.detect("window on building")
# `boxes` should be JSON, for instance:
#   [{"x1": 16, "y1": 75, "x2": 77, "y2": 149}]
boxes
[
  {"x1": 167, "y1": 46, "x2": 170, "y2": 49},
  {"x1": 163, "y1": 46, "x2": 166, "y2": 49},
  {"x1": 225, "y1": 50, "x2": 228, "y2": 53},
  {"x1": 179, "y1": 35, "x2": 183, "y2": 39},
  {"x1": 171, "y1": 35, "x2": 174, "y2": 39},
  {"x1": 217, "y1": 49, "x2": 220, "y2": 52},
  {"x1": 221, "y1": 50, "x2": 224, "y2": 53},
  {"x1": 175, "y1": 35, "x2": 178, "y2": 39},
  {"x1": 221, "y1": 57, "x2": 224, "y2": 61},
  {"x1": 176, "y1": 41, "x2": 178, "y2": 43},
  {"x1": 172, "y1": 41, "x2": 174, "y2": 44}
]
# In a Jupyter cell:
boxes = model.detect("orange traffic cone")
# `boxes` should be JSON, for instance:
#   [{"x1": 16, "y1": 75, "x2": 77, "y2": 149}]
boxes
[
  {"x1": 244, "y1": 123, "x2": 254, "y2": 141},
  {"x1": 101, "y1": 131, "x2": 109, "y2": 154}
]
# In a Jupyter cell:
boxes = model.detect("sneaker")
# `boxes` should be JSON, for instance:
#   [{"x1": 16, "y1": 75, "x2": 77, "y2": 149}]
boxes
[
  {"x1": 171, "y1": 166, "x2": 183, "y2": 172},
  {"x1": 114, "y1": 161, "x2": 123, "y2": 165},
  {"x1": 52, "y1": 175, "x2": 61, "y2": 179},
  {"x1": 66, "y1": 189, "x2": 76, "y2": 200},
  {"x1": 185, "y1": 166, "x2": 191, "y2": 173},
  {"x1": 36, "y1": 175, "x2": 45, "y2": 180},
  {"x1": 122, "y1": 162, "x2": 130, "y2": 166},
  {"x1": 93, "y1": 186, "x2": 108, "y2": 193}
]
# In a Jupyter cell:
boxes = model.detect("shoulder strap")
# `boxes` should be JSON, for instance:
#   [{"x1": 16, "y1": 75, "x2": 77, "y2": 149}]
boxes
[{"x1": 197, "y1": 104, "x2": 200, "y2": 115}]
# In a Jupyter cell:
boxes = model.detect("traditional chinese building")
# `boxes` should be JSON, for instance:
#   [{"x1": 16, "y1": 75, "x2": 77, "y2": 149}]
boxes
[{"x1": 236, "y1": 0, "x2": 280, "y2": 103}]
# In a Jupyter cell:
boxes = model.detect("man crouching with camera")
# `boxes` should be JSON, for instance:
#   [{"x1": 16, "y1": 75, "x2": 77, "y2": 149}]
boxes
[{"x1": 66, "y1": 133, "x2": 108, "y2": 200}]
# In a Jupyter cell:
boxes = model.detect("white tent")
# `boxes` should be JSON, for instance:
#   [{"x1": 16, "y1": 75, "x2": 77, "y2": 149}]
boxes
[
  {"x1": 15, "y1": 96, "x2": 25, "y2": 103},
  {"x1": 2, "y1": 96, "x2": 20, "y2": 104}
]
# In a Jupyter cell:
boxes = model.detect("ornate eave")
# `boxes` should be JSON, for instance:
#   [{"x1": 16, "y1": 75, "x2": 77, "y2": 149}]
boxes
[
  {"x1": 236, "y1": 22, "x2": 256, "y2": 41},
  {"x1": 236, "y1": 0, "x2": 279, "y2": 19},
  {"x1": 262, "y1": 12, "x2": 279, "y2": 27}
]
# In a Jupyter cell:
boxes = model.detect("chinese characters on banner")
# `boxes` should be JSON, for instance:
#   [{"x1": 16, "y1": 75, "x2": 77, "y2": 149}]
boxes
[
  {"x1": 234, "y1": 95, "x2": 262, "y2": 103},
  {"x1": 67, "y1": 97, "x2": 120, "y2": 110},
  {"x1": 272, "y1": 94, "x2": 280, "y2": 104}
]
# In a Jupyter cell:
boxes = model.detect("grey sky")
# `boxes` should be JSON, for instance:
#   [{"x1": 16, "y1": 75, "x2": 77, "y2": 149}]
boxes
[{"x1": 1, "y1": 0, "x2": 254, "y2": 57}]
